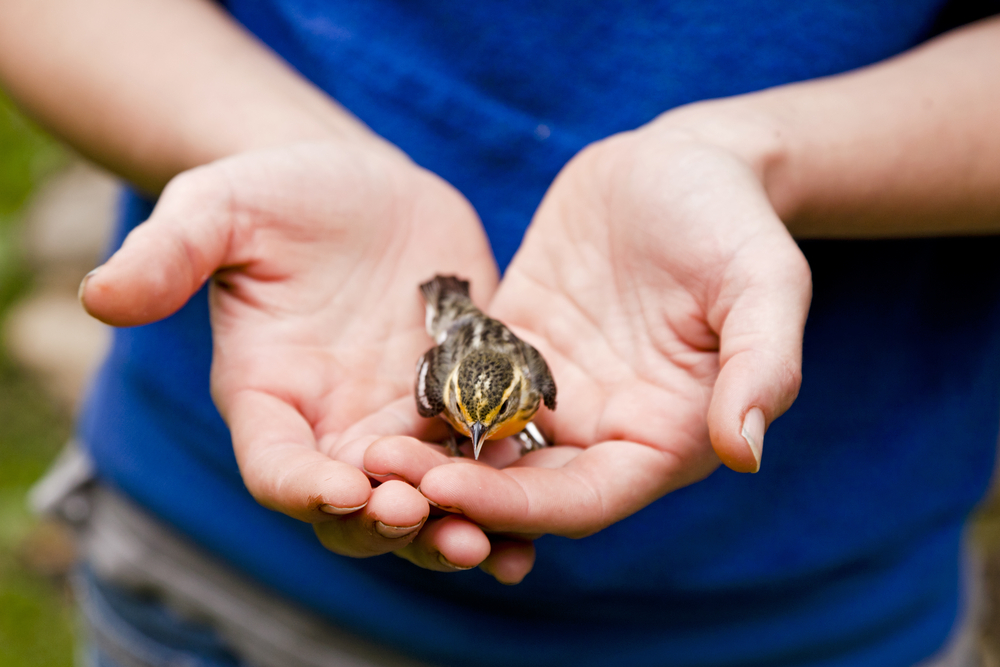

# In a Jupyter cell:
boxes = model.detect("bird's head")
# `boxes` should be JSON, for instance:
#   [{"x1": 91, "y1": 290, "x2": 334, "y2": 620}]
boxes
[{"x1": 447, "y1": 350, "x2": 524, "y2": 459}]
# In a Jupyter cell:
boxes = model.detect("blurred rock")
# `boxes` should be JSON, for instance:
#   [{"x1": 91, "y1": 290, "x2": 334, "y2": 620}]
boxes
[
  {"x1": 22, "y1": 159, "x2": 117, "y2": 281},
  {"x1": 985, "y1": 640, "x2": 1000, "y2": 667},
  {"x1": 3, "y1": 158, "x2": 116, "y2": 412},
  {"x1": 3, "y1": 290, "x2": 110, "y2": 411},
  {"x1": 16, "y1": 518, "x2": 77, "y2": 578},
  {"x1": 984, "y1": 525, "x2": 1000, "y2": 667}
]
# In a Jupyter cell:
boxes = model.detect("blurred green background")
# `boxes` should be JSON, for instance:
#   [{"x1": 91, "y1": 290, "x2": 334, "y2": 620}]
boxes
[{"x1": 0, "y1": 90, "x2": 75, "y2": 667}]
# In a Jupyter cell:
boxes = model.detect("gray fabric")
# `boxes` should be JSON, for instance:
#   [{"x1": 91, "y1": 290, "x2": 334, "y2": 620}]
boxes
[
  {"x1": 34, "y1": 442, "x2": 986, "y2": 667},
  {"x1": 72, "y1": 568, "x2": 231, "y2": 667},
  {"x1": 914, "y1": 551, "x2": 985, "y2": 667},
  {"x1": 35, "y1": 443, "x2": 431, "y2": 667}
]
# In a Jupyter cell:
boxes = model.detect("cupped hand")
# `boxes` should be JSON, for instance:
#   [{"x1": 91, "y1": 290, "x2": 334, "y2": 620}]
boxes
[
  {"x1": 413, "y1": 120, "x2": 812, "y2": 541},
  {"x1": 79, "y1": 140, "x2": 500, "y2": 566}
]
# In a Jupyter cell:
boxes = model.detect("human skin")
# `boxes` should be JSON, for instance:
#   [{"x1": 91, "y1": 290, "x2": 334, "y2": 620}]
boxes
[
  {"x1": 0, "y1": 0, "x2": 509, "y2": 575},
  {"x1": 2, "y1": 1, "x2": 999, "y2": 582},
  {"x1": 381, "y1": 17, "x2": 1000, "y2": 538}
]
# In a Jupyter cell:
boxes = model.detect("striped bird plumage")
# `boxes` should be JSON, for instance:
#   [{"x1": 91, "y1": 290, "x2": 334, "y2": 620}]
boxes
[{"x1": 415, "y1": 275, "x2": 556, "y2": 458}]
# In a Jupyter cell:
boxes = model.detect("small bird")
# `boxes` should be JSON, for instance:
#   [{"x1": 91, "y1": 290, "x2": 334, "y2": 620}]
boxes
[{"x1": 415, "y1": 275, "x2": 556, "y2": 459}]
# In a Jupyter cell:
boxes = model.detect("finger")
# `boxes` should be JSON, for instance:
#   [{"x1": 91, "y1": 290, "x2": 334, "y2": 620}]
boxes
[
  {"x1": 393, "y1": 515, "x2": 491, "y2": 572},
  {"x1": 227, "y1": 389, "x2": 372, "y2": 522},
  {"x1": 419, "y1": 441, "x2": 698, "y2": 538},
  {"x1": 362, "y1": 436, "x2": 452, "y2": 486},
  {"x1": 707, "y1": 238, "x2": 812, "y2": 473},
  {"x1": 314, "y1": 480, "x2": 429, "y2": 558},
  {"x1": 478, "y1": 538, "x2": 536, "y2": 585},
  {"x1": 473, "y1": 435, "x2": 528, "y2": 468},
  {"x1": 80, "y1": 167, "x2": 232, "y2": 326},
  {"x1": 506, "y1": 444, "x2": 584, "y2": 469},
  {"x1": 360, "y1": 433, "x2": 521, "y2": 482},
  {"x1": 326, "y1": 396, "x2": 452, "y2": 480}
]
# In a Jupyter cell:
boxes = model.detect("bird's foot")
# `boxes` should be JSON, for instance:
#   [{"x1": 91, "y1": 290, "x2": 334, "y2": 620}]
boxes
[
  {"x1": 444, "y1": 431, "x2": 463, "y2": 458},
  {"x1": 517, "y1": 422, "x2": 549, "y2": 456}
]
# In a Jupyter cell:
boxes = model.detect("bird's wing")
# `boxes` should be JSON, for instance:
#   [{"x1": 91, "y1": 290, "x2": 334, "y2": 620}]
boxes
[
  {"x1": 522, "y1": 342, "x2": 557, "y2": 410},
  {"x1": 415, "y1": 346, "x2": 446, "y2": 417}
]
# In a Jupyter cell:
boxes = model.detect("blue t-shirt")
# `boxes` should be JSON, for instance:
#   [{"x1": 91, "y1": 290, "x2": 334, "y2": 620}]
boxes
[{"x1": 79, "y1": 3, "x2": 1000, "y2": 665}]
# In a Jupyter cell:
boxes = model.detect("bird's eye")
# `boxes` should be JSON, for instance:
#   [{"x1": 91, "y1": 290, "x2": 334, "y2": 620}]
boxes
[{"x1": 500, "y1": 397, "x2": 513, "y2": 414}]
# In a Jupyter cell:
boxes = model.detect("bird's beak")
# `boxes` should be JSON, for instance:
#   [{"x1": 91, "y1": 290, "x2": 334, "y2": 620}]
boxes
[{"x1": 471, "y1": 422, "x2": 487, "y2": 460}]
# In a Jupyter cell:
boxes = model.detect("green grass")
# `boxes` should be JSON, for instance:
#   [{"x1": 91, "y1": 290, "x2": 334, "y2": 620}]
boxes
[
  {"x1": 0, "y1": 89, "x2": 64, "y2": 312},
  {"x1": 0, "y1": 355, "x2": 74, "y2": 667},
  {"x1": 0, "y1": 89, "x2": 75, "y2": 666}
]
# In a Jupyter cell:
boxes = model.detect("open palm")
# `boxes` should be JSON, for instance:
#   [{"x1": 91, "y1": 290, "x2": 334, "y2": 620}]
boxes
[
  {"x1": 80, "y1": 141, "x2": 498, "y2": 561},
  {"x1": 415, "y1": 129, "x2": 812, "y2": 538}
]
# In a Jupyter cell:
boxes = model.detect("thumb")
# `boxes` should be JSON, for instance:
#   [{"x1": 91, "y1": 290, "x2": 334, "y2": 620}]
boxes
[
  {"x1": 79, "y1": 169, "x2": 233, "y2": 327},
  {"x1": 707, "y1": 243, "x2": 812, "y2": 473}
]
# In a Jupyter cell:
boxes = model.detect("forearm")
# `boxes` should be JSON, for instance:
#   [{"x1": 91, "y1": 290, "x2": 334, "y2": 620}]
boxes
[
  {"x1": 659, "y1": 16, "x2": 1000, "y2": 238},
  {"x1": 0, "y1": 0, "x2": 383, "y2": 193}
]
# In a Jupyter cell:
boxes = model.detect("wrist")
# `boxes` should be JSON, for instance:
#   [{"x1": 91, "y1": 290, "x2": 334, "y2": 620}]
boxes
[
  {"x1": 216, "y1": 95, "x2": 398, "y2": 164},
  {"x1": 0, "y1": 0, "x2": 403, "y2": 194},
  {"x1": 130, "y1": 93, "x2": 400, "y2": 194},
  {"x1": 642, "y1": 18, "x2": 1000, "y2": 239},
  {"x1": 643, "y1": 97, "x2": 802, "y2": 225}
]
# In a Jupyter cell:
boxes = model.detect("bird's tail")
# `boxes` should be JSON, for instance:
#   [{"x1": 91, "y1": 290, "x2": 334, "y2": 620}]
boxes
[
  {"x1": 419, "y1": 275, "x2": 474, "y2": 340},
  {"x1": 420, "y1": 275, "x2": 470, "y2": 304}
]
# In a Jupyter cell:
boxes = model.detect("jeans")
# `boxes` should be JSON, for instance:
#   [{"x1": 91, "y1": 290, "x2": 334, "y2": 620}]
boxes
[
  {"x1": 74, "y1": 566, "x2": 244, "y2": 667},
  {"x1": 34, "y1": 443, "x2": 983, "y2": 667}
]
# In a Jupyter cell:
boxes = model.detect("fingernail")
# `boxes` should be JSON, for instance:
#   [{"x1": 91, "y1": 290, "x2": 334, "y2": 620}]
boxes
[
  {"x1": 362, "y1": 466, "x2": 392, "y2": 478},
  {"x1": 437, "y1": 553, "x2": 473, "y2": 571},
  {"x1": 78, "y1": 268, "x2": 100, "y2": 305},
  {"x1": 425, "y1": 498, "x2": 458, "y2": 512},
  {"x1": 320, "y1": 502, "x2": 367, "y2": 515},
  {"x1": 741, "y1": 407, "x2": 766, "y2": 473},
  {"x1": 374, "y1": 520, "x2": 423, "y2": 539},
  {"x1": 476, "y1": 561, "x2": 513, "y2": 585},
  {"x1": 419, "y1": 490, "x2": 460, "y2": 514}
]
